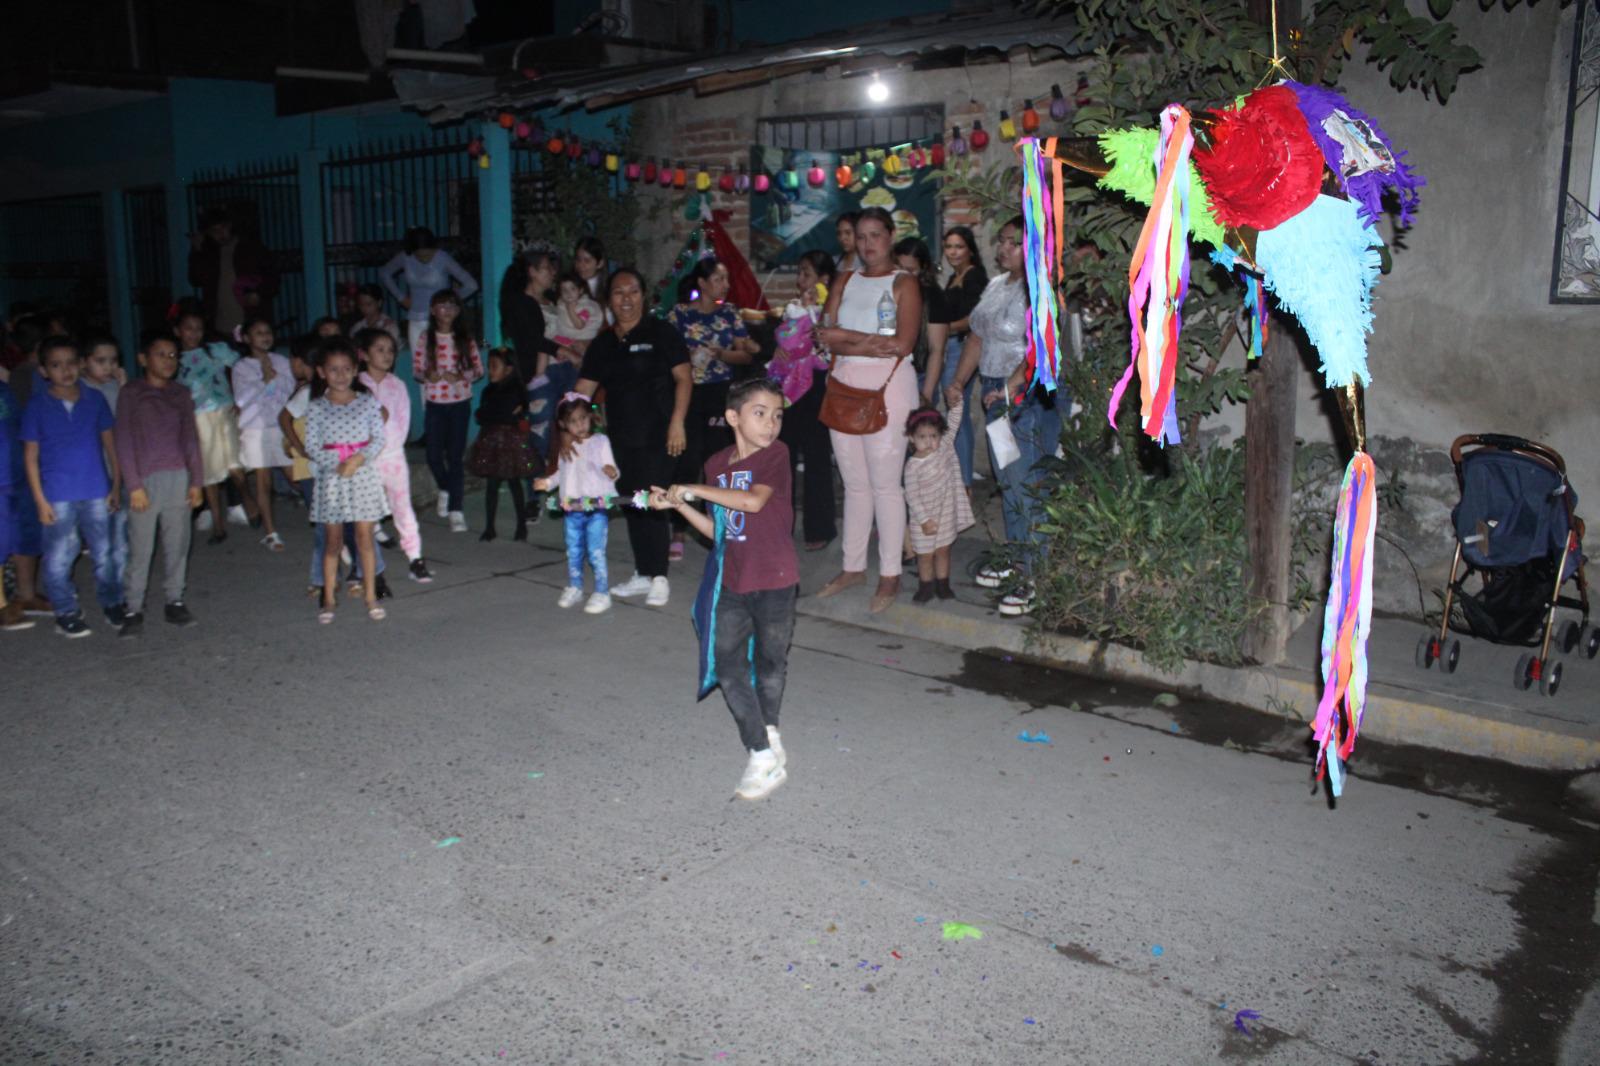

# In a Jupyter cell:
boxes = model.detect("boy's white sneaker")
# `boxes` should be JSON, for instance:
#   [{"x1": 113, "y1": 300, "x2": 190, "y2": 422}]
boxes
[
  {"x1": 436, "y1": 495, "x2": 450, "y2": 517},
  {"x1": 646, "y1": 576, "x2": 670, "y2": 606},
  {"x1": 194, "y1": 509, "x2": 214, "y2": 532},
  {"x1": 766, "y1": 726, "x2": 786, "y2": 769},
  {"x1": 611, "y1": 573, "x2": 652, "y2": 598},
  {"x1": 448, "y1": 511, "x2": 468, "y2": 533},
  {"x1": 735, "y1": 748, "x2": 786, "y2": 800},
  {"x1": 557, "y1": 586, "x2": 584, "y2": 609},
  {"x1": 583, "y1": 592, "x2": 612, "y2": 614},
  {"x1": 226, "y1": 504, "x2": 249, "y2": 526}
]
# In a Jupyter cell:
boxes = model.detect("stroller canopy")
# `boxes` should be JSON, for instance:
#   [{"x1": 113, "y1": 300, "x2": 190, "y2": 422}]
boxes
[{"x1": 1454, "y1": 449, "x2": 1579, "y2": 573}]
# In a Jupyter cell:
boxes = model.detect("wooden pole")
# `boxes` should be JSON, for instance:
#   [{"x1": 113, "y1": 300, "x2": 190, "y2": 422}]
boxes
[
  {"x1": 1242, "y1": 317, "x2": 1299, "y2": 664},
  {"x1": 1240, "y1": 0, "x2": 1301, "y2": 666}
]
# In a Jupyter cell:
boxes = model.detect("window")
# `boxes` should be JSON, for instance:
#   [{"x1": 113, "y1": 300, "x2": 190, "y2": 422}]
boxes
[{"x1": 758, "y1": 106, "x2": 944, "y2": 153}]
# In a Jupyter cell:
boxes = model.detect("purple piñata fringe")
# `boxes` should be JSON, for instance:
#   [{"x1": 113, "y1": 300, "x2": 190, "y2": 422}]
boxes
[{"x1": 1285, "y1": 81, "x2": 1425, "y2": 228}]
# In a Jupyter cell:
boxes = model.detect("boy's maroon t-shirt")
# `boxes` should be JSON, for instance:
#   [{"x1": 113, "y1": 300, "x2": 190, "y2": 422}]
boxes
[{"x1": 703, "y1": 440, "x2": 797, "y2": 594}]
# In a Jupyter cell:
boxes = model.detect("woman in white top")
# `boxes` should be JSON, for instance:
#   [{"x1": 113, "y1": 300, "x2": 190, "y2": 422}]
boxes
[
  {"x1": 380, "y1": 226, "x2": 479, "y2": 355},
  {"x1": 815, "y1": 206, "x2": 923, "y2": 614},
  {"x1": 949, "y1": 215, "x2": 1063, "y2": 617}
]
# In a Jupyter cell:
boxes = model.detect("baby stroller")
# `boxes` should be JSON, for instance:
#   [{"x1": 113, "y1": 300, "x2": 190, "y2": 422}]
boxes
[{"x1": 1416, "y1": 434, "x2": 1594, "y2": 696}]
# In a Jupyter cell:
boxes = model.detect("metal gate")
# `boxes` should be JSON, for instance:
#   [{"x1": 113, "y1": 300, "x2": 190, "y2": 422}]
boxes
[
  {"x1": 320, "y1": 129, "x2": 481, "y2": 329},
  {"x1": 124, "y1": 186, "x2": 171, "y2": 338},
  {"x1": 188, "y1": 157, "x2": 306, "y2": 335},
  {"x1": 0, "y1": 193, "x2": 107, "y2": 326}
]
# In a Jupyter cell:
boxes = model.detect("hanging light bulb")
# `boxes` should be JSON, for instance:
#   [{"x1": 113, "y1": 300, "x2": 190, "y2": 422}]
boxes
[
  {"x1": 1074, "y1": 73, "x2": 1091, "y2": 107},
  {"x1": 930, "y1": 141, "x2": 946, "y2": 167},
  {"x1": 866, "y1": 73, "x2": 889, "y2": 104},
  {"x1": 497, "y1": 111, "x2": 515, "y2": 129},
  {"x1": 1021, "y1": 99, "x2": 1040, "y2": 134},
  {"x1": 673, "y1": 164, "x2": 687, "y2": 188},
  {"x1": 970, "y1": 120, "x2": 990, "y2": 151},
  {"x1": 1050, "y1": 84, "x2": 1070, "y2": 121},
  {"x1": 566, "y1": 137, "x2": 583, "y2": 160},
  {"x1": 834, "y1": 163, "x2": 853, "y2": 187},
  {"x1": 695, "y1": 168, "x2": 712, "y2": 192},
  {"x1": 658, "y1": 159, "x2": 675, "y2": 187},
  {"x1": 718, "y1": 170, "x2": 735, "y2": 193},
  {"x1": 753, "y1": 170, "x2": 771, "y2": 193},
  {"x1": 478, "y1": 152, "x2": 491, "y2": 169},
  {"x1": 514, "y1": 121, "x2": 531, "y2": 140},
  {"x1": 949, "y1": 126, "x2": 967, "y2": 156},
  {"x1": 546, "y1": 132, "x2": 564, "y2": 154},
  {"x1": 643, "y1": 158, "x2": 658, "y2": 183},
  {"x1": 625, "y1": 160, "x2": 642, "y2": 181},
  {"x1": 587, "y1": 145, "x2": 602, "y2": 167},
  {"x1": 735, "y1": 166, "x2": 751, "y2": 193},
  {"x1": 806, "y1": 159, "x2": 825, "y2": 187},
  {"x1": 605, "y1": 152, "x2": 619, "y2": 173},
  {"x1": 466, "y1": 137, "x2": 483, "y2": 158},
  {"x1": 779, "y1": 160, "x2": 799, "y2": 190},
  {"x1": 995, "y1": 111, "x2": 1014, "y2": 142},
  {"x1": 858, "y1": 160, "x2": 877, "y2": 184},
  {"x1": 883, "y1": 153, "x2": 901, "y2": 176}
]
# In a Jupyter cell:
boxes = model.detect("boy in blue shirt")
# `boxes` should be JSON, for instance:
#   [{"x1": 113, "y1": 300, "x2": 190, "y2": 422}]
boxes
[
  {"x1": 20, "y1": 337, "x2": 125, "y2": 637},
  {"x1": 0, "y1": 378, "x2": 35, "y2": 630}
]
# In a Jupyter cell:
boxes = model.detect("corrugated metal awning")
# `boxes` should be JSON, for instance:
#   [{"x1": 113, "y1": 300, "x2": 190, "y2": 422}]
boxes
[{"x1": 395, "y1": 9, "x2": 1089, "y2": 122}]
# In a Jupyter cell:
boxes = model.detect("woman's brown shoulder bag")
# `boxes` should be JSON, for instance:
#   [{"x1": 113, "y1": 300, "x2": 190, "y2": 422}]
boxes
[{"x1": 818, "y1": 355, "x2": 905, "y2": 435}]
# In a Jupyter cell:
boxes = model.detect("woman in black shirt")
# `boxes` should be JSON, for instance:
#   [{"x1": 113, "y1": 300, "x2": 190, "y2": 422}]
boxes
[
  {"x1": 575, "y1": 268, "x2": 691, "y2": 604},
  {"x1": 923, "y1": 226, "x2": 987, "y2": 485}
]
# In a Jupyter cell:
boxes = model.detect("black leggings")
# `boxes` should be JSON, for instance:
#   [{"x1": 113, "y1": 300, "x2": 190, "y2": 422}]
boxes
[
  {"x1": 614, "y1": 443, "x2": 673, "y2": 578},
  {"x1": 484, "y1": 479, "x2": 527, "y2": 536}
]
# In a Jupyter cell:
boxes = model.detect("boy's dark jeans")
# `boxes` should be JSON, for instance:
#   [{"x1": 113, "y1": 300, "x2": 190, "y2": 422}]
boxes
[{"x1": 714, "y1": 584, "x2": 797, "y2": 752}]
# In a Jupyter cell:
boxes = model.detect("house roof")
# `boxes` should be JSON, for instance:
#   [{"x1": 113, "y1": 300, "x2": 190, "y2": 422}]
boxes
[{"x1": 393, "y1": 9, "x2": 1090, "y2": 122}]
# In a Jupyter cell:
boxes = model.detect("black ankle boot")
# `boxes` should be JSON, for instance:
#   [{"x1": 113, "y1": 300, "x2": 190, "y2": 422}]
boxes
[
  {"x1": 479, "y1": 529, "x2": 497, "y2": 542},
  {"x1": 935, "y1": 577, "x2": 955, "y2": 600},
  {"x1": 913, "y1": 579, "x2": 936, "y2": 603}
]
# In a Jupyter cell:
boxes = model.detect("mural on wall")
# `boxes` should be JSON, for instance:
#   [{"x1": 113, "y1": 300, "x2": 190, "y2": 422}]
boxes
[
  {"x1": 1552, "y1": 0, "x2": 1600, "y2": 303},
  {"x1": 747, "y1": 144, "x2": 939, "y2": 270}
]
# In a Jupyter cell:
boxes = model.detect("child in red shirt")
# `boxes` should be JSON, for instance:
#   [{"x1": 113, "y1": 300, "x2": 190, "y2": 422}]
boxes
[{"x1": 653, "y1": 378, "x2": 797, "y2": 801}]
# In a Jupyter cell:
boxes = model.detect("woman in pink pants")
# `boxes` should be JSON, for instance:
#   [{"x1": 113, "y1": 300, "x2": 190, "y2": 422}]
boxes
[{"x1": 815, "y1": 207, "x2": 924, "y2": 614}]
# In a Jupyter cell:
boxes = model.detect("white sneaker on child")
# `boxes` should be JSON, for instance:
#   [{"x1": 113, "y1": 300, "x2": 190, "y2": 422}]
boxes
[
  {"x1": 436, "y1": 495, "x2": 450, "y2": 517},
  {"x1": 195, "y1": 509, "x2": 213, "y2": 532},
  {"x1": 226, "y1": 504, "x2": 249, "y2": 526},
  {"x1": 766, "y1": 726, "x2": 786, "y2": 769},
  {"x1": 557, "y1": 586, "x2": 584, "y2": 609},
  {"x1": 735, "y1": 748, "x2": 786, "y2": 800},
  {"x1": 375, "y1": 525, "x2": 393, "y2": 546},
  {"x1": 448, "y1": 511, "x2": 468, "y2": 533},
  {"x1": 646, "y1": 576, "x2": 670, "y2": 607},
  {"x1": 583, "y1": 592, "x2": 612, "y2": 615},
  {"x1": 611, "y1": 573, "x2": 652, "y2": 598}
]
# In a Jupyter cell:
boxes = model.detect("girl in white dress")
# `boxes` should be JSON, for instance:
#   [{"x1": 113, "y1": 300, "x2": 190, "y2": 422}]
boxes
[{"x1": 303, "y1": 340, "x2": 388, "y2": 623}]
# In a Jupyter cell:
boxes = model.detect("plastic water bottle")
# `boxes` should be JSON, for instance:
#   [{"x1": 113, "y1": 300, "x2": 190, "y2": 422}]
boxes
[{"x1": 876, "y1": 288, "x2": 897, "y2": 336}]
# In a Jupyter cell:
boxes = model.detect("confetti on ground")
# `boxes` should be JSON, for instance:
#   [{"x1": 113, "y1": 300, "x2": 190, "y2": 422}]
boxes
[
  {"x1": 1151, "y1": 944, "x2": 1164, "y2": 956},
  {"x1": 913, "y1": 916, "x2": 927, "y2": 924},
  {"x1": 1024, "y1": 1017, "x2": 1037, "y2": 1025},
  {"x1": 1017, "y1": 730, "x2": 1052, "y2": 744},
  {"x1": 942, "y1": 921, "x2": 984, "y2": 941},
  {"x1": 436, "y1": 837, "x2": 462, "y2": 848},
  {"x1": 1233, "y1": 1009, "x2": 1262, "y2": 1035},
  {"x1": 890, "y1": 951, "x2": 902, "y2": 959},
  {"x1": 527, "y1": 772, "x2": 545, "y2": 779},
  {"x1": 1170, "y1": 723, "x2": 1181, "y2": 732}
]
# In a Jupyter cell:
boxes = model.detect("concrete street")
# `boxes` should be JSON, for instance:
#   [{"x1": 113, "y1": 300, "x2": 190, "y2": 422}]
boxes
[{"x1": 4, "y1": 497, "x2": 1598, "y2": 1065}]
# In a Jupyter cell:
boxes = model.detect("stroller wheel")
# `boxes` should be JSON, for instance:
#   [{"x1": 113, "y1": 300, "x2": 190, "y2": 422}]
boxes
[
  {"x1": 1558, "y1": 619, "x2": 1582, "y2": 654},
  {"x1": 1585, "y1": 626, "x2": 1600, "y2": 661},
  {"x1": 1415, "y1": 635, "x2": 1436, "y2": 669},
  {"x1": 1444, "y1": 639, "x2": 1460, "y2": 674},
  {"x1": 1515, "y1": 653, "x2": 1536, "y2": 691},
  {"x1": 1540, "y1": 660, "x2": 1563, "y2": 697}
]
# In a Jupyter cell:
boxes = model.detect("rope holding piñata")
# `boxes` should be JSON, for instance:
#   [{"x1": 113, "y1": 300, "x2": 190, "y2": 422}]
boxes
[
  {"x1": 1018, "y1": 137, "x2": 1065, "y2": 395},
  {"x1": 1313, "y1": 451, "x2": 1376, "y2": 797},
  {"x1": 1108, "y1": 104, "x2": 1193, "y2": 447}
]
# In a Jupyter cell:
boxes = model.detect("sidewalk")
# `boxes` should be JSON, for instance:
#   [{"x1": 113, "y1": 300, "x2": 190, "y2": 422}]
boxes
[{"x1": 445, "y1": 461, "x2": 1600, "y2": 773}]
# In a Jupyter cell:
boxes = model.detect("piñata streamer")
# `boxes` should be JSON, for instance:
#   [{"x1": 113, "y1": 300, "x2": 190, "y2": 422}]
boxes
[
  {"x1": 1211, "y1": 244, "x2": 1269, "y2": 362},
  {"x1": 1312, "y1": 452, "x2": 1376, "y2": 797},
  {"x1": 1018, "y1": 137, "x2": 1065, "y2": 394},
  {"x1": 1107, "y1": 105, "x2": 1193, "y2": 446}
]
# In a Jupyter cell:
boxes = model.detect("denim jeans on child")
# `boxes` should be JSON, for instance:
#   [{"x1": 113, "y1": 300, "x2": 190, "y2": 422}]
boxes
[
  {"x1": 939, "y1": 336, "x2": 976, "y2": 485},
  {"x1": 713, "y1": 584, "x2": 798, "y2": 752},
  {"x1": 424, "y1": 399, "x2": 472, "y2": 512},
  {"x1": 41, "y1": 496, "x2": 122, "y2": 619},
  {"x1": 979, "y1": 374, "x2": 1063, "y2": 573},
  {"x1": 564, "y1": 509, "x2": 609, "y2": 593},
  {"x1": 296, "y1": 479, "x2": 385, "y2": 586}
]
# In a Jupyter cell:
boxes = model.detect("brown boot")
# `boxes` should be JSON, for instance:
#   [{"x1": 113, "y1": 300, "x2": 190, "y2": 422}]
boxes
[
  {"x1": 868, "y1": 575, "x2": 900, "y2": 614},
  {"x1": 912, "y1": 579, "x2": 936, "y2": 604},
  {"x1": 816, "y1": 570, "x2": 866, "y2": 598}
]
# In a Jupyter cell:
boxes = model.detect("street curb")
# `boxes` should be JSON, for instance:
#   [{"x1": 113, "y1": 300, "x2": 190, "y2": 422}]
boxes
[{"x1": 798, "y1": 593, "x2": 1600, "y2": 773}]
